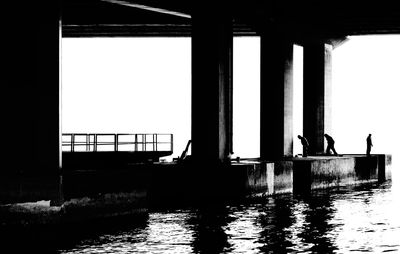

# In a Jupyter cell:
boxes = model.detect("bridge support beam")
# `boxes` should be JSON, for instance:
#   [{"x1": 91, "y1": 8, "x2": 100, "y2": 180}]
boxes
[
  {"x1": 191, "y1": 12, "x2": 233, "y2": 164},
  {"x1": 260, "y1": 34, "x2": 294, "y2": 160},
  {"x1": 303, "y1": 42, "x2": 333, "y2": 155}
]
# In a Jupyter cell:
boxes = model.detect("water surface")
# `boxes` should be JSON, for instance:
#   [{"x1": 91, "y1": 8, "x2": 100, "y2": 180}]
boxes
[{"x1": 55, "y1": 181, "x2": 400, "y2": 253}]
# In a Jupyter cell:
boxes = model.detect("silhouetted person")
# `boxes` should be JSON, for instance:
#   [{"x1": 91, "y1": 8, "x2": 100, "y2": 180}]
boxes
[
  {"x1": 366, "y1": 134, "x2": 373, "y2": 156},
  {"x1": 324, "y1": 134, "x2": 338, "y2": 156},
  {"x1": 298, "y1": 135, "x2": 309, "y2": 157}
]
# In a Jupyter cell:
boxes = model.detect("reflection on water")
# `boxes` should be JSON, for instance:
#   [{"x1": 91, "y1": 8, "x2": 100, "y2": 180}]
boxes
[{"x1": 55, "y1": 181, "x2": 400, "y2": 253}]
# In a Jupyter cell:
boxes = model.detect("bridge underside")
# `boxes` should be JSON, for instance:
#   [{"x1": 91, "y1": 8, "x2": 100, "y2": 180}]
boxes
[
  {"x1": 0, "y1": 0, "x2": 398, "y2": 212},
  {"x1": 62, "y1": 0, "x2": 400, "y2": 40},
  {"x1": 4, "y1": 0, "x2": 400, "y2": 171}
]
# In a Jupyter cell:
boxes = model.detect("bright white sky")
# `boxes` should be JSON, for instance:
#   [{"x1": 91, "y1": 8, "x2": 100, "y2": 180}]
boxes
[
  {"x1": 332, "y1": 35, "x2": 400, "y2": 156},
  {"x1": 62, "y1": 35, "x2": 400, "y2": 174},
  {"x1": 62, "y1": 38, "x2": 191, "y2": 159}
]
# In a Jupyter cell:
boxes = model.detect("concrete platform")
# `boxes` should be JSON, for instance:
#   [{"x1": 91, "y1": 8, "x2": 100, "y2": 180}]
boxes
[
  {"x1": 0, "y1": 154, "x2": 392, "y2": 226},
  {"x1": 291, "y1": 154, "x2": 391, "y2": 194},
  {"x1": 239, "y1": 154, "x2": 391, "y2": 196},
  {"x1": 62, "y1": 151, "x2": 172, "y2": 169}
]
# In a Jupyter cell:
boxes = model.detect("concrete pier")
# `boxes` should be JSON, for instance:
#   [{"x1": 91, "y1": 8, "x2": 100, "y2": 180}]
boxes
[
  {"x1": 274, "y1": 161, "x2": 294, "y2": 194},
  {"x1": 0, "y1": 155, "x2": 392, "y2": 226},
  {"x1": 0, "y1": 169, "x2": 148, "y2": 226},
  {"x1": 293, "y1": 156, "x2": 372, "y2": 194},
  {"x1": 233, "y1": 154, "x2": 391, "y2": 197}
]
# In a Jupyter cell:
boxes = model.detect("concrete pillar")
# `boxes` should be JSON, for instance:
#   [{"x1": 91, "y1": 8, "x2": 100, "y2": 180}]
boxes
[
  {"x1": 191, "y1": 13, "x2": 233, "y2": 163},
  {"x1": 260, "y1": 34, "x2": 294, "y2": 160},
  {"x1": 2, "y1": 2, "x2": 60, "y2": 174},
  {"x1": 303, "y1": 42, "x2": 332, "y2": 155},
  {"x1": 32, "y1": 2, "x2": 62, "y2": 172}
]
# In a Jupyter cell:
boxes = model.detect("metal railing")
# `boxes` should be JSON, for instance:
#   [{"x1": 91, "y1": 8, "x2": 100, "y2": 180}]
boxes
[{"x1": 62, "y1": 133, "x2": 173, "y2": 153}]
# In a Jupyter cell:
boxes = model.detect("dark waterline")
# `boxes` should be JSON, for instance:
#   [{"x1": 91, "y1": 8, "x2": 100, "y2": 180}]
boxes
[{"x1": 2, "y1": 181, "x2": 399, "y2": 253}]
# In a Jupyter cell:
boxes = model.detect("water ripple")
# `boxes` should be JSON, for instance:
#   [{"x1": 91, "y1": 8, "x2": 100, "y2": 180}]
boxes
[{"x1": 56, "y1": 182, "x2": 400, "y2": 253}]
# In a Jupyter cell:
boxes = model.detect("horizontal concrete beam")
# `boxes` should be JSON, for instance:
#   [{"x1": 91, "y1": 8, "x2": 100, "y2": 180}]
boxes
[
  {"x1": 101, "y1": 0, "x2": 191, "y2": 18},
  {"x1": 62, "y1": 23, "x2": 257, "y2": 37}
]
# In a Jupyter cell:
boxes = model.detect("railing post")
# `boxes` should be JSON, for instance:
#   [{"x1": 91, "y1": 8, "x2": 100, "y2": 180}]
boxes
[
  {"x1": 71, "y1": 134, "x2": 75, "y2": 152},
  {"x1": 94, "y1": 134, "x2": 97, "y2": 152},
  {"x1": 115, "y1": 134, "x2": 118, "y2": 152},
  {"x1": 171, "y1": 134, "x2": 173, "y2": 153},
  {"x1": 86, "y1": 134, "x2": 89, "y2": 151},
  {"x1": 154, "y1": 134, "x2": 157, "y2": 151},
  {"x1": 135, "y1": 134, "x2": 138, "y2": 151}
]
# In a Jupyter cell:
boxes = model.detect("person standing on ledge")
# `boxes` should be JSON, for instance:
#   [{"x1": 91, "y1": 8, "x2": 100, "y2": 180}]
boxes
[
  {"x1": 366, "y1": 134, "x2": 373, "y2": 156},
  {"x1": 298, "y1": 135, "x2": 309, "y2": 157},
  {"x1": 324, "y1": 134, "x2": 338, "y2": 156}
]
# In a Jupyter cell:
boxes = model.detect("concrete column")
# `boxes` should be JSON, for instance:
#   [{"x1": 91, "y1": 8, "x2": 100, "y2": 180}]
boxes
[
  {"x1": 260, "y1": 34, "x2": 294, "y2": 160},
  {"x1": 303, "y1": 42, "x2": 332, "y2": 155},
  {"x1": 2, "y1": 2, "x2": 61, "y2": 174},
  {"x1": 33, "y1": 3, "x2": 62, "y2": 172},
  {"x1": 191, "y1": 13, "x2": 233, "y2": 163}
]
